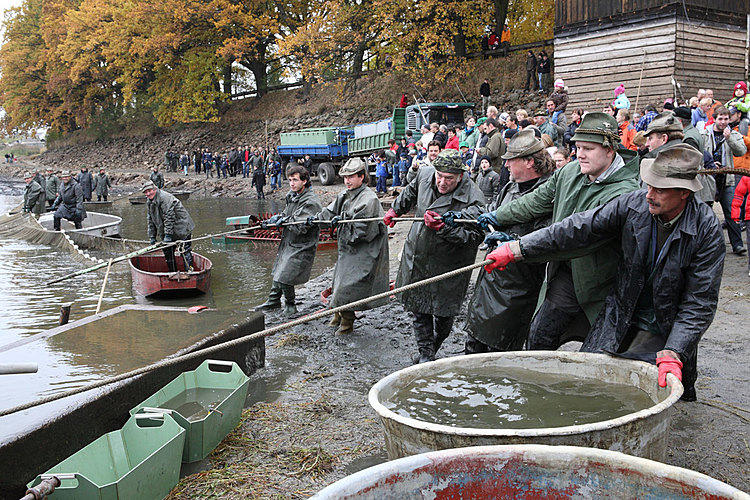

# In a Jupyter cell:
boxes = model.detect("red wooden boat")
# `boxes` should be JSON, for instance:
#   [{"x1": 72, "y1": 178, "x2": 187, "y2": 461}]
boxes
[
  {"x1": 129, "y1": 250, "x2": 212, "y2": 297},
  {"x1": 213, "y1": 213, "x2": 337, "y2": 249}
]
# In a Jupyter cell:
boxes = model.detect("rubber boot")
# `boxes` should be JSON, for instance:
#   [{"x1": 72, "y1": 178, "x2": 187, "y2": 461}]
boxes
[
  {"x1": 328, "y1": 312, "x2": 341, "y2": 327},
  {"x1": 255, "y1": 281, "x2": 282, "y2": 311},
  {"x1": 281, "y1": 284, "x2": 297, "y2": 315},
  {"x1": 433, "y1": 316, "x2": 455, "y2": 356},
  {"x1": 335, "y1": 310, "x2": 355, "y2": 335},
  {"x1": 413, "y1": 313, "x2": 435, "y2": 364}
]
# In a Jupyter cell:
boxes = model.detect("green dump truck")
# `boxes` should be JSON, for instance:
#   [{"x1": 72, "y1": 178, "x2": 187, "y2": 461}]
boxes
[{"x1": 277, "y1": 102, "x2": 475, "y2": 185}]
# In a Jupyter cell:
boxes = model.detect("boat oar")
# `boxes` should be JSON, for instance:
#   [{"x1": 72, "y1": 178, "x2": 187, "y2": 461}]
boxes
[
  {"x1": 95, "y1": 259, "x2": 113, "y2": 314},
  {"x1": 46, "y1": 243, "x2": 162, "y2": 285}
]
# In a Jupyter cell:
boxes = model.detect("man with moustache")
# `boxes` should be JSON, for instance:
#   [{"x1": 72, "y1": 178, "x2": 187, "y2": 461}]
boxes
[{"x1": 484, "y1": 144, "x2": 724, "y2": 401}]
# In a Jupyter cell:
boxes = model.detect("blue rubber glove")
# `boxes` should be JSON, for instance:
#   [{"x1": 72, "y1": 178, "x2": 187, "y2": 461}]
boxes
[
  {"x1": 483, "y1": 231, "x2": 513, "y2": 248},
  {"x1": 477, "y1": 212, "x2": 500, "y2": 231},
  {"x1": 262, "y1": 214, "x2": 281, "y2": 228},
  {"x1": 441, "y1": 210, "x2": 463, "y2": 227},
  {"x1": 150, "y1": 237, "x2": 157, "y2": 245},
  {"x1": 306, "y1": 215, "x2": 318, "y2": 226},
  {"x1": 163, "y1": 234, "x2": 173, "y2": 243},
  {"x1": 330, "y1": 216, "x2": 341, "y2": 229}
]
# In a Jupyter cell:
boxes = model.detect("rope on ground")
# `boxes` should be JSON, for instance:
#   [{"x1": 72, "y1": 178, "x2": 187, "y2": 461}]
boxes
[{"x1": 0, "y1": 257, "x2": 493, "y2": 417}]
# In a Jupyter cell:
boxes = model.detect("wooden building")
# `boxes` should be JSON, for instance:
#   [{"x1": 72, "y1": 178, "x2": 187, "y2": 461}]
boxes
[{"x1": 554, "y1": 1, "x2": 749, "y2": 113}]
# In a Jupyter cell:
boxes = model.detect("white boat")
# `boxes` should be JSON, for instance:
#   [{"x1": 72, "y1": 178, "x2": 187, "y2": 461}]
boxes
[{"x1": 38, "y1": 211, "x2": 122, "y2": 237}]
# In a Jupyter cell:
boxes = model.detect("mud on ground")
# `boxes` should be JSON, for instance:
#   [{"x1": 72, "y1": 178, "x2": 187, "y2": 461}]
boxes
[{"x1": 167, "y1": 216, "x2": 749, "y2": 498}]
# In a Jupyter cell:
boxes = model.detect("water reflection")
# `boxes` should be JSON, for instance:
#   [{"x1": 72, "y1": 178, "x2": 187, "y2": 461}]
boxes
[{"x1": 0, "y1": 181, "x2": 337, "y2": 443}]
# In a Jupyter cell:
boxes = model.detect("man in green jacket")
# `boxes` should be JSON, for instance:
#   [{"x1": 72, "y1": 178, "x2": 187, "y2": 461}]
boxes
[
  {"x1": 44, "y1": 168, "x2": 60, "y2": 207},
  {"x1": 473, "y1": 112, "x2": 641, "y2": 349},
  {"x1": 23, "y1": 171, "x2": 45, "y2": 216},
  {"x1": 143, "y1": 180, "x2": 195, "y2": 272}
]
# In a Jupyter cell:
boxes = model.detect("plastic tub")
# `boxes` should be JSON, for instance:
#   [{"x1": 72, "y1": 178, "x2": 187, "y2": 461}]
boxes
[
  {"x1": 27, "y1": 413, "x2": 185, "y2": 500},
  {"x1": 311, "y1": 444, "x2": 750, "y2": 499},
  {"x1": 369, "y1": 351, "x2": 683, "y2": 461},
  {"x1": 131, "y1": 359, "x2": 250, "y2": 462}
]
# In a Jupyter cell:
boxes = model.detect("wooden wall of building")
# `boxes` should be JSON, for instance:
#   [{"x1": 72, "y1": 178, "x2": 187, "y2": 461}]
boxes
[
  {"x1": 554, "y1": 17, "x2": 677, "y2": 113},
  {"x1": 674, "y1": 21, "x2": 747, "y2": 104},
  {"x1": 554, "y1": 15, "x2": 747, "y2": 115},
  {"x1": 556, "y1": 0, "x2": 750, "y2": 28}
]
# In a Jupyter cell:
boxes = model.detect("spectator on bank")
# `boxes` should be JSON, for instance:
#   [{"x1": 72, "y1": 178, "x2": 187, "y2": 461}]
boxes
[
  {"x1": 251, "y1": 163, "x2": 266, "y2": 199},
  {"x1": 602, "y1": 103, "x2": 616, "y2": 117},
  {"x1": 549, "y1": 79, "x2": 568, "y2": 124},
  {"x1": 692, "y1": 98, "x2": 712, "y2": 130},
  {"x1": 617, "y1": 109, "x2": 637, "y2": 151},
  {"x1": 500, "y1": 24, "x2": 511, "y2": 56},
  {"x1": 563, "y1": 108, "x2": 584, "y2": 150},
  {"x1": 445, "y1": 125, "x2": 460, "y2": 150},
  {"x1": 635, "y1": 105, "x2": 658, "y2": 132},
  {"x1": 613, "y1": 84, "x2": 631, "y2": 110},
  {"x1": 525, "y1": 50, "x2": 537, "y2": 91},
  {"x1": 516, "y1": 108, "x2": 529, "y2": 122},
  {"x1": 460, "y1": 116, "x2": 479, "y2": 149},
  {"x1": 553, "y1": 146, "x2": 571, "y2": 169},
  {"x1": 537, "y1": 51, "x2": 551, "y2": 93},
  {"x1": 480, "y1": 79, "x2": 491, "y2": 115},
  {"x1": 434, "y1": 124, "x2": 448, "y2": 148}
]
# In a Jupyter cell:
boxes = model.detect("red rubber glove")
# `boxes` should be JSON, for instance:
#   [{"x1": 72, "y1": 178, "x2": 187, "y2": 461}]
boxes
[
  {"x1": 384, "y1": 208, "x2": 398, "y2": 228},
  {"x1": 656, "y1": 356, "x2": 683, "y2": 387},
  {"x1": 484, "y1": 244, "x2": 516, "y2": 273},
  {"x1": 424, "y1": 210, "x2": 445, "y2": 231}
]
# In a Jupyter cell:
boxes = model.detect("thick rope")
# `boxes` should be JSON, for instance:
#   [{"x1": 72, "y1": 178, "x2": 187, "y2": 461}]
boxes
[{"x1": 0, "y1": 257, "x2": 492, "y2": 417}]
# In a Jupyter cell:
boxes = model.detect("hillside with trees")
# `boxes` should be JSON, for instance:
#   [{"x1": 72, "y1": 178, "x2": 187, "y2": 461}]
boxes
[{"x1": 0, "y1": 0, "x2": 552, "y2": 139}]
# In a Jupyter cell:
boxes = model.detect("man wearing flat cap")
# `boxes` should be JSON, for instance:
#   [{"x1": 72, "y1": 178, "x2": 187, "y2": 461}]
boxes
[
  {"x1": 385, "y1": 149, "x2": 486, "y2": 363},
  {"x1": 51, "y1": 170, "x2": 87, "y2": 230},
  {"x1": 644, "y1": 112, "x2": 684, "y2": 159},
  {"x1": 22, "y1": 171, "x2": 45, "y2": 216},
  {"x1": 466, "y1": 112, "x2": 640, "y2": 352},
  {"x1": 142, "y1": 179, "x2": 195, "y2": 273},
  {"x1": 308, "y1": 158, "x2": 389, "y2": 335},
  {"x1": 485, "y1": 144, "x2": 724, "y2": 400}
]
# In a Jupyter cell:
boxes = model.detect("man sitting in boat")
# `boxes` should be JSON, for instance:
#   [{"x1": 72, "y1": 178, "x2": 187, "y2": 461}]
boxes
[
  {"x1": 142, "y1": 180, "x2": 195, "y2": 272},
  {"x1": 51, "y1": 170, "x2": 87, "y2": 230},
  {"x1": 256, "y1": 165, "x2": 323, "y2": 315}
]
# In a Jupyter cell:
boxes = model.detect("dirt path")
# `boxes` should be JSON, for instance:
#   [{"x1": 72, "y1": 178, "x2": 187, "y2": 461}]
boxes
[{"x1": 166, "y1": 211, "x2": 749, "y2": 498}]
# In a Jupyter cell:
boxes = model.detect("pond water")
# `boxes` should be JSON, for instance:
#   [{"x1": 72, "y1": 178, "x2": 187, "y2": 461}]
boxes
[{"x1": 0, "y1": 180, "x2": 337, "y2": 444}]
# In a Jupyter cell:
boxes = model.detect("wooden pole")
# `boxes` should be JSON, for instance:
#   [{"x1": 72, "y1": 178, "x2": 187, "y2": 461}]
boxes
[
  {"x1": 634, "y1": 51, "x2": 646, "y2": 114},
  {"x1": 46, "y1": 243, "x2": 161, "y2": 285},
  {"x1": 95, "y1": 259, "x2": 113, "y2": 315},
  {"x1": 59, "y1": 303, "x2": 72, "y2": 325}
]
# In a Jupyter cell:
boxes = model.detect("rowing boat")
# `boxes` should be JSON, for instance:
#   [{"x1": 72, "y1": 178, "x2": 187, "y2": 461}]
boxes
[
  {"x1": 38, "y1": 211, "x2": 122, "y2": 237},
  {"x1": 129, "y1": 250, "x2": 212, "y2": 296}
]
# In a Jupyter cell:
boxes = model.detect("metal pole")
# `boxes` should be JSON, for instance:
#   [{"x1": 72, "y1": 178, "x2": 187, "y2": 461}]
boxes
[
  {"x1": 0, "y1": 363, "x2": 38, "y2": 375},
  {"x1": 95, "y1": 259, "x2": 113, "y2": 315},
  {"x1": 745, "y1": 14, "x2": 749, "y2": 82},
  {"x1": 59, "y1": 303, "x2": 72, "y2": 325}
]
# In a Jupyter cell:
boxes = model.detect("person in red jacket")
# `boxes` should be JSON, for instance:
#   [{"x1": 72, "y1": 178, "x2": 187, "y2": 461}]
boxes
[
  {"x1": 731, "y1": 174, "x2": 750, "y2": 277},
  {"x1": 445, "y1": 125, "x2": 460, "y2": 150}
]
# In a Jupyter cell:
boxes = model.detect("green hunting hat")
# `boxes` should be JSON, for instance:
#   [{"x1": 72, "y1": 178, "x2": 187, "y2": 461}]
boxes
[
  {"x1": 533, "y1": 108, "x2": 548, "y2": 117},
  {"x1": 570, "y1": 112, "x2": 621, "y2": 147},
  {"x1": 459, "y1": 141, "x2": 469, "y2": 149},
  {"x1": 501, "y1": 129, "x2": 545, "y2": 160},
  {"x1": 60, "y1": 170, "x2": 72, "y2": 177},
  {"x1": 645, "y1": 112, "x2": 683, "y2": 136},
  {"x1": 141, "y1": 180, "x2": 157, "y2": 192},
  {"x1": 432, "y1": 149, "x2": 467, "y2": 173},
  {"x1": 339, "y1": 157, "x2": 366, "y2": 176},
  {"x1": 476, "y1": 117, "x2": 488, "y2": 127},
  {"x1": 23, "y1": 171, "x2": 33, "y2": 179},
  {"x1": 640, "y1": 143, "x2": 702, "y2": 192}
]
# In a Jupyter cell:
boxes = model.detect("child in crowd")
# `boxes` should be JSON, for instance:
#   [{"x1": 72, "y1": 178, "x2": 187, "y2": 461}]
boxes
[{"x1": 375, "y1": 154, "x2": 388, "y2": 195}]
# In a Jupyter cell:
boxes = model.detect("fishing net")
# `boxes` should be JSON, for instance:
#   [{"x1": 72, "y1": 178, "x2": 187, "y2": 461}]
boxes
[{"x1": 0, "y1": 211, "x2": 149, "y2": 264}]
